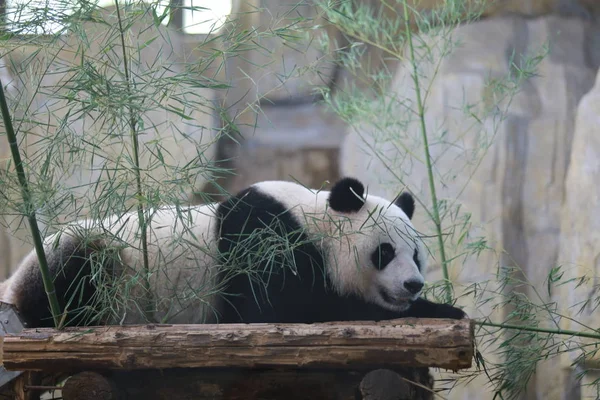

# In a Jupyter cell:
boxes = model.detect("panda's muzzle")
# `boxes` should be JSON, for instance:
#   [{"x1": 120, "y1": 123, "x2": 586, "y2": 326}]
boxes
[
  {"x1": 378, "y1": 287, "x2": 414, "y2": 305},
  {"x1": 379, "y1": 288, "x2": 396, "y2": 304},
  {"x1": 378, "y1": 277, "x2": 424, "y2": 304}
]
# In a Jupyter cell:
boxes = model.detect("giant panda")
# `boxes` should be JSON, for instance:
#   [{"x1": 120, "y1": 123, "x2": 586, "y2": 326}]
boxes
[{"x1": 0, "y1": 177, "x2": 464, "y2": 328}]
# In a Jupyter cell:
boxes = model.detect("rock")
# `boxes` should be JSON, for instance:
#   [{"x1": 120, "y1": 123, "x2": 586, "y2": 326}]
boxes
[
  {"x1": 224, "y1": 0, "x2": 600, "y2": 113},
  {"x1": 557, "y1": 61, "x2": 600, "y2": 398},
  {"x1": 405, "y1": 0, "x2": 599, "y2": 20},
  {"x1": 340, "y1": 14, "x2": 598, "y2": 399}
]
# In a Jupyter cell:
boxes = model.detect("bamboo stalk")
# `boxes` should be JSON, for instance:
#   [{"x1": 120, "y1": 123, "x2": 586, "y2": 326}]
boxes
[{"x1": 0, "y1": 79, "x2": 63, "y2": 328}]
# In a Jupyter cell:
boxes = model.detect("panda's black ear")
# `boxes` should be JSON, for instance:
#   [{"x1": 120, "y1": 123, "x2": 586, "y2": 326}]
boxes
[
  {"x1": 395, "y1": 192, "x2": 415, "y2": 220},
  {"x1": 328, "y1": 177, "x2": 365, "y2": 213}
]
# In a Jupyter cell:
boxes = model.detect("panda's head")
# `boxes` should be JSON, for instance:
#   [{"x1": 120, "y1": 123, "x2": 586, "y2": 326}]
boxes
[{"x1": 326, "y1": 177, "x2": 427, "y2": 312}]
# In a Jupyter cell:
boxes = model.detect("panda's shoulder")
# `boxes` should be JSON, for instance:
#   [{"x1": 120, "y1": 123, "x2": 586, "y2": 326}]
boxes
[
  {"x1": 252, "y1": 181, "x2": 316, "y2": 200},
  {"x1": 219, "y1": 181, "x2": 322, "y2": 230},
  {"x1": 220, "y1": 181, "x2": 315, "y2": 210},
  {"x1": 217, "y1": 182, "x2": 297, "y2": 218}
]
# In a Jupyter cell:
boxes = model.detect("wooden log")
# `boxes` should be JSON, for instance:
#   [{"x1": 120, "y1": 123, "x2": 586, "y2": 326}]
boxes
[
  {"x1": 13, "y1": 372, "x2": 41, "y2": 400},
  {"x1": 359, "y1": 369, "x2": 433, "y2": 400},
  {"x1": 61, "y1": 368, "x2": 435, "y2": 400},
  {"x1": 66, "y1": 369, "x2": 361, "y2": 400},
  {"x1": 2, "y1": 318, "x2": 473, "y2": 372},
  {"x1": 62, "y1": 371, "x2": 120, "y2": 400}
]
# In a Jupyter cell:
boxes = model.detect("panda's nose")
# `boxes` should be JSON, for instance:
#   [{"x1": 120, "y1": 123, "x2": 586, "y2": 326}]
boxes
[{"x1": 404, "y1": 280, "x2": 424, "y2": 294}]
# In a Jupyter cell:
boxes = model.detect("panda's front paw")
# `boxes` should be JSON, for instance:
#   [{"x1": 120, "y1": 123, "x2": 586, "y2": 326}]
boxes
[
  {"x1": 435, "y1": 303, "x2": 467, "y2": 320},
  {"x1": 405, "y1": 298, "x2": 467, "y2": 319}
]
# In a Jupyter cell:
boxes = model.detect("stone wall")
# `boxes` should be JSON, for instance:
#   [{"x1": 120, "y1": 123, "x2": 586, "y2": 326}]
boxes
[
  {"x1": 340, "y1": 14, "x2": 599, "y2": 399},
  {"x1": 220, "y1": 0, "x2": 600, "y2": 201},
  {"x1": 558, "y1": 60, "x2": 600, "y2": 400},
  {"x1": 404, "y1": 0, "x2": 600, "y2": 19}
]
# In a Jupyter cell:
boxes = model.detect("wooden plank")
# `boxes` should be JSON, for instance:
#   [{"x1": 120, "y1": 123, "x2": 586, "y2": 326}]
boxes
[{"x1": 2, "y1": 318, "x2": 474, "y2": 372}]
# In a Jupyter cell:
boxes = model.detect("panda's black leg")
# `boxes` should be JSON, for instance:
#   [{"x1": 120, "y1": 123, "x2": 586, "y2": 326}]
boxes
[
  {"x1": 13, "y1": 235, "x2": 112, "y2": 328},
  {"x1": 403, "y1": 298, "x2": 466, "y2": 320}
]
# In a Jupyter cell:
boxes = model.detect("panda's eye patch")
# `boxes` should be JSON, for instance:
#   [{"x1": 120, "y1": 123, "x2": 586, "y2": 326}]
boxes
[
  {"x1": 371, "y1": 243, "x2": 395, "y2": 270},
  {"x1": 413, "y1": 248, "x2": 421, "y2": 271}
]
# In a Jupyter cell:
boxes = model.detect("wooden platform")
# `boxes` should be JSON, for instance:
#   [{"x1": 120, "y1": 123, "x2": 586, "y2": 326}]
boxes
[{"x1": 0, "y1": 318, "x2": 474, "y2": 400}]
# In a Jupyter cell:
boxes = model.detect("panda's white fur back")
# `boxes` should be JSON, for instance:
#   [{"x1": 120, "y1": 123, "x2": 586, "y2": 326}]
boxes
[{"x1": 1, "y1": 203, "x2": 222, "y2": 325}]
